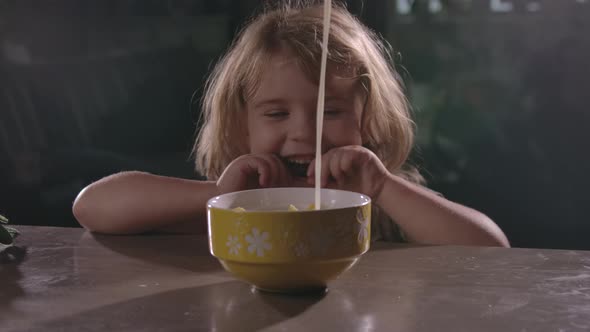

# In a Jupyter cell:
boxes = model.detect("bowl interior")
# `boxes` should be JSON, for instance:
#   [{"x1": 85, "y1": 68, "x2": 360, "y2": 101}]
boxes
[{"x1": 208, "y1": 187, "x2": 370, "y2": 211}]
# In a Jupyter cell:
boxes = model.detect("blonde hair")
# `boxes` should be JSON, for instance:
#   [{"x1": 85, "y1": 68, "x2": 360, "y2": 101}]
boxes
[{"x1": 195, "y1": 0, "x2": 422, "y2": 183}]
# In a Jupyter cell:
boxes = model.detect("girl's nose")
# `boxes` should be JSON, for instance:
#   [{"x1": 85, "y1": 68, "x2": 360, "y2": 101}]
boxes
[{"x1": 289, "y1": 113, "x2": 316, "y2": 143}]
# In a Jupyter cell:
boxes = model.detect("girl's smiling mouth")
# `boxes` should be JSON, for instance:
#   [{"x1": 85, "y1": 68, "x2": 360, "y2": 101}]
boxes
[{"x1": 281, "y1": 156, "x2": 312, "y2": 178}]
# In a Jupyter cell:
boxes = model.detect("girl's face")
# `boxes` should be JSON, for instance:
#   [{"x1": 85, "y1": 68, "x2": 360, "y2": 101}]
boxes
[{"x1": 245, "y1": 50, "x2": 365, "y2": 184}]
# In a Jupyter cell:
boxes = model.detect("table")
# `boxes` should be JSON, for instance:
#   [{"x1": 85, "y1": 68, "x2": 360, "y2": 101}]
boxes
[{"x1": 2, "y1": 226, "x2": 589, "y2": 331}]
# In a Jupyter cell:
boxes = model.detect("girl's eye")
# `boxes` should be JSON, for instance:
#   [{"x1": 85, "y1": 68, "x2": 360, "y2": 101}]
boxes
[
  {"x1": 324, "y1": 109, "x2": 344, "y2": 118},
  {"x1": 264, "y1": 110, "x2": 289, "y2": 118}
]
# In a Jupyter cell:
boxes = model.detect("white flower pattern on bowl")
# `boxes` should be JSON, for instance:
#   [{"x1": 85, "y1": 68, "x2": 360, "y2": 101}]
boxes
[
  {"x1": 357, "y1": 208, "x2": 370, "y2": 245},
  {"x1": 245, "y1": 228, "x2": 272, "y2": 257},
  {"x1": 226, "y1": 235, "x2": 241, "y2": 255}
]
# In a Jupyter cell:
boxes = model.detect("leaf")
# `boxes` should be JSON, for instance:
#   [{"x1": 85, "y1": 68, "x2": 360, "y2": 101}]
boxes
[
  {"x1": 5, "y1": 226, "x2": 19, "y2": 239},
  {"x1": 0, "y1": 224, "x2": 13, "y2": 245},
  {"x1": 0, "y1": 215, "x2": 19, "y2": 246}
]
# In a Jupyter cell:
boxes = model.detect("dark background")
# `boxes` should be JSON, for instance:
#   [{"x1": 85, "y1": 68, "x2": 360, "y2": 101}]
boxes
[{"x1": 1, "y1": 0, "x2": 588, "y2": 249}]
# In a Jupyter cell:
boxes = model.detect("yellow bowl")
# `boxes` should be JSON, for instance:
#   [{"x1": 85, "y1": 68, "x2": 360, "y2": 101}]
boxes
[{"x1": 207, "y1": 187, "x2": 371, "y2": 293}]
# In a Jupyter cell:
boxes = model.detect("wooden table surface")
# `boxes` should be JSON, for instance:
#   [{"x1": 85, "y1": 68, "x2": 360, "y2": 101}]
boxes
[{"x1": 1, "y1": 226, "x2": 589, "y2": 331}]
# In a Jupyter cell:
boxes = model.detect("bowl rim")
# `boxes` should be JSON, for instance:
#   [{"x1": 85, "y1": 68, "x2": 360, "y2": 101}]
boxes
[{"x1": 207, "y1": 187, "x2": 371, "y2": 213}]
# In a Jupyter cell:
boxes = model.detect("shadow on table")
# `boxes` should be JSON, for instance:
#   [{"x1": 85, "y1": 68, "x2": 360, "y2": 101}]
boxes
[
  {"x1": 78, "y1": 231, "x2": 220, "y2": 273},
  {"x1": 37, "y1": 281, "x2": 326, "y2": 332},
  {"x1": 0, "y1": 246, "x2": 28, "y2": 316},
  {"x1": 369, "y1": 241, "x2": 430, "y2": 251}
]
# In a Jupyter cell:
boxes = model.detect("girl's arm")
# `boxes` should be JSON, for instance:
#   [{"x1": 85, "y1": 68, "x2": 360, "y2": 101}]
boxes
[
  {"x1": 72, "y1": 171, "x2": 219, "y2": 234},
  {"x1": 377, "y1": 173, "x2": 510, "y2": 247}
]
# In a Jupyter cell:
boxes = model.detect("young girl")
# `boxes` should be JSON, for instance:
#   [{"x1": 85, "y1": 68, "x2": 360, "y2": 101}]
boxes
[{"x1": 73, "y1": 2, "x2": 509, "y2": 247}]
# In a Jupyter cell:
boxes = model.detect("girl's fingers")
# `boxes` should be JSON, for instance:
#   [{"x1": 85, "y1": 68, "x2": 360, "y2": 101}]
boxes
[
  {"x1": 321, "y1": 151, "x2": 336, "y2": 187},
  {"x1": 257, "y1": 156, "x2": 274, "y2": 187},
  {"x1": 260, "y1": 155, "x2": 280, "y2": 187},
  {"x1": 307, "y1": 147, "x2": 366, "y2": 187},
  {"x1": 340, "y1": 150, "x2": 356, "y2": 176},
  {"x1": 306, "y1": 160, "x2": 315, "y2": 185},
  {"x1": 268, "y1": 154, "x2": 290, "y2": 187},
  {"x1": 243, "y1": 157, "x2": 270, "y2": 187},
  {"x1": 256, "y1": 154, "x2": 290, "y2": 187},
  {"x1": 221, "y1": 153, "x2": 293, "y2": 192},
  {"x1": 306, "y1": 160, "x2": 315, "y2": 178},
  {"x1": 307, "y1": 149, "x2": 347, "y2": 186},
  {"x1": 328, "y1": 150, "x2": 345, "y2": 183},
  {"x1": 276, "y1": 156, "x2": 292, "y2": 186}
]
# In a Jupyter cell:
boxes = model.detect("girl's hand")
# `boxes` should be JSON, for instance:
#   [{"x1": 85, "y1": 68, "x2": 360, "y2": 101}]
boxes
[
  {"x1": 307, "y1": 146, "x2": 390, "y2": 200},
  {"x1": 217, "y1": 153, "x2": 292, "y2": 194}
]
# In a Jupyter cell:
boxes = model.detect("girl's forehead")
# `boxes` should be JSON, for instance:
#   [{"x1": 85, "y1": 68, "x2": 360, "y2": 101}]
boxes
[
  {"x1": 261, "y1": 49, "x2": 359, "y2": 82},
  {"x1": 265, "y1": 47, "x2": 357, "y2": 75},
  {"x1": 246, "y1": 51, "x2": 364, "y2": 105},
  {"x1": 266, "y1": 49, "x2": 297, "y2": 66}
]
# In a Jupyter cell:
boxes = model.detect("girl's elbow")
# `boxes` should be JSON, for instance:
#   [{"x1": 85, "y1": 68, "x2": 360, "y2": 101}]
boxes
[
  {"x1": 479, "y1": 214, "x2": 510, "y2": 248},
  {"x1": 495, "y1": 234, "x2": 511, "y2": 248},
  {"x1": 72, "y1": 193, "x2": 90, "y2": 229},
  {"x1": 488, "y1": 233, "x2": 511, "y2": 248},
  {"x1": 72, "y1": 187, "x2": 103, "y2": 233}
]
